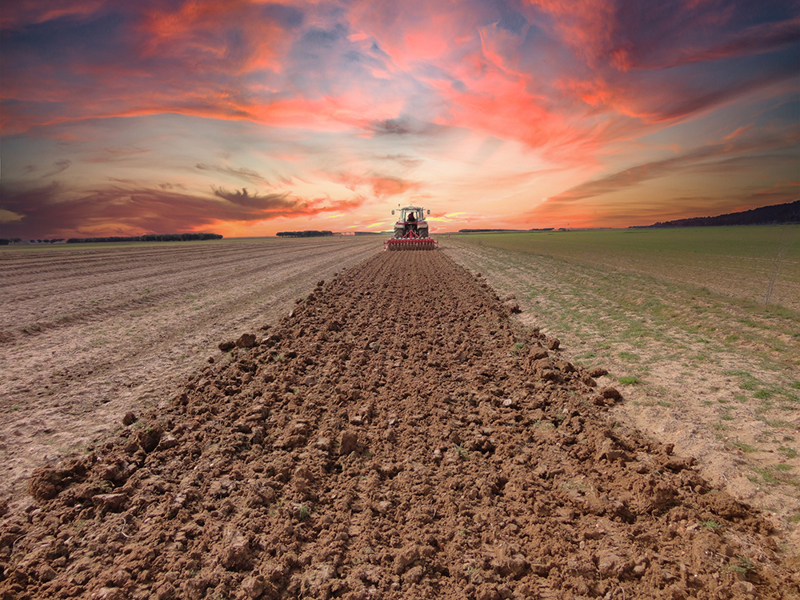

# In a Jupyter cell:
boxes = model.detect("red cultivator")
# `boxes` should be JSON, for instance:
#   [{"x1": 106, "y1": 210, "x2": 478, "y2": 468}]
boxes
[
  {"x1": 384, "y1": 205, "x2": 438, "y2": 251},
  {"x1": 384, "y1": 229, "x2": 438, "y2": 251}
]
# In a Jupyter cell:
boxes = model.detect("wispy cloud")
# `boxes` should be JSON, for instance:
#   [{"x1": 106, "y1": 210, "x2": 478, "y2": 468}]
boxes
[
  {"x1": 39, "y1": 159, "x2": 72, "y2": 178},
  {"x1": 197, "y1": 163, "x2": 269, "y2": 185},
  {"x1": 545, "y1": 130, "x2": 800, "y2": 206}
]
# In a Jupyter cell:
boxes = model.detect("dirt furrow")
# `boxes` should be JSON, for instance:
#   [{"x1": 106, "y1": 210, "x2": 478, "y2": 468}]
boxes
[
  {"x1": 0, "y1": 238, "x2": 381, "y2": 503},
  {"x1": 1, "y1": 251, "x2": 795, "y2": 600}
]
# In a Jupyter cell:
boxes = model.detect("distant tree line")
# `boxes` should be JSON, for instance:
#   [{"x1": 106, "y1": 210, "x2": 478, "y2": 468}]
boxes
[
  {"x1": 0, "y1": 238, "x2": 24, "y2": 245},
  {"x1": 638, "y1": 200, "x2": 799, "y2": 228},
  {"x1": 459, "y1": 229, "x2": 523, "y2": 233},
  {"x1": 276, "y1": 230, "x2": 333, "y2": 238},
  {"x1": 458, "y1": 228, "x2": 553, "y2": 233},
  {"x1": 65, "y1": 233, "x2": 223, "y2": 243}
]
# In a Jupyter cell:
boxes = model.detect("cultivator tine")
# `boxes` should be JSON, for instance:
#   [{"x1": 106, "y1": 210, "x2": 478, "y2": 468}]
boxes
[{"x1": 384, "y1": 236, "x2": 438, "y2": 251}]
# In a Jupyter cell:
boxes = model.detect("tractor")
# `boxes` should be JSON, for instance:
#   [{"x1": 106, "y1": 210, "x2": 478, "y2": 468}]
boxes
[{"x1": 384, "y1": 205, "x2": 438, "y2": 251}]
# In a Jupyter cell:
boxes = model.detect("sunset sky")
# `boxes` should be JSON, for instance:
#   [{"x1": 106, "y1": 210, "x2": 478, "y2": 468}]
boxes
[{"x1": 1, "y1": 1, "x2": 798, "y2": 239}]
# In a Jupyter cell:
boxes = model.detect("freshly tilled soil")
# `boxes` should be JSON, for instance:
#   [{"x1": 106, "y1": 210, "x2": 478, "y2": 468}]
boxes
[
  {"x1": 0, "y1": 237, "x2": 381, "y2": 502},
  {"x1": 1, "y1": 251, "x2": 797, "y2": 599}
]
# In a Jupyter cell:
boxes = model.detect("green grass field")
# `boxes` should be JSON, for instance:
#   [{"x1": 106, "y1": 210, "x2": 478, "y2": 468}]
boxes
[
  {"x1": 445, "y1": 226, "x2": 800, "y2": 527},
  {"x1": 450, "y1": 226, "x2": 800, "y2": 310}
]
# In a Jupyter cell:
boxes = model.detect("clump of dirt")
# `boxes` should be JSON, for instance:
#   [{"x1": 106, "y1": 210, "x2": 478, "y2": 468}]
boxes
[{"x1": 1, "y1": 252, "x2": 797, "y2": 599}]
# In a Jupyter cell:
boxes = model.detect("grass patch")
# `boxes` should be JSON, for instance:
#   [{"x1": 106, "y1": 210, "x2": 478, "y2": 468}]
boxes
[
  {"x1": 728, "y1": 556, "x2": 756, "y2": 576},
  {"x1": 730, "y1": 441, "x2": 758, "y2": 453},
  {"x1": 454, "y1": 445, "x2": 470, "y2": 460},
  {"x1": 763, "y1": 419, "x2": 795, "y2": 429},
  {"x1": 751, "y1": 465, "x2": 800, "y2": 488},
  {"x1": 618, "y1": 376, "x2": 640, "y2": 385}
]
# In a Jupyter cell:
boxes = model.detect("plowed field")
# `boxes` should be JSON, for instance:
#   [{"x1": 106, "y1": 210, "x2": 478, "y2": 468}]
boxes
[
  {"x1": 2, "y1": 250, "x2": 797, "y2": 599},
  {"x1": 0, "y1": 237, "x2": 382, "y2": 502}
]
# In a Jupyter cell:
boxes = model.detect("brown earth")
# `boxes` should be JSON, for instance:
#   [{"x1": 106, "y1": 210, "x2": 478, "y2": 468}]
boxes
[
  {"x1": 440, "y1": 237, "x2": 800, "y2": 552},
  {"x1": 0, "y1": 237, "x2": 382, "y2": 503},
  {"x1": 2, "y1": 250, "x2": 797, "y2": 599}
]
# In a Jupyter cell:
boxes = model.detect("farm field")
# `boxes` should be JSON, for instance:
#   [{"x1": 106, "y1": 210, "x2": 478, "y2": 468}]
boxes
[
  {"x1": 447, "y1": 226, "x2": 800, "y2": 310},
  {"x1": 443, "y1": 227, "x2": 800, "y2": 547},
  {"x1": 2, "y1": 250, "x2": 797, "y2": 599},
  {"x1": 0, "y1": 237, "x2": 383, "y2": 502}
]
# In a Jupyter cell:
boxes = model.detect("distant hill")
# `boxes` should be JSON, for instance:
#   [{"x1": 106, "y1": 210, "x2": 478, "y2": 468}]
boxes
[{"x1": 639, "y1": 200, "x2": 799, "y2": 228}]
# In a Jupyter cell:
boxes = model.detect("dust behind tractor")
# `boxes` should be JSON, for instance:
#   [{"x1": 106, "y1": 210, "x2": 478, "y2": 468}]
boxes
[{"x1": 384, "y1": 205, "x2": 438, "y2": 251}]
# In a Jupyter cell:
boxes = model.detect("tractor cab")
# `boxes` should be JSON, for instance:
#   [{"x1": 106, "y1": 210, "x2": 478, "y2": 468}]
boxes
[
  {"x1": 392, "y1": 206, "x2": 429, "y2": 236},
  {"x1": 395, "y1": 206, "x2": 425, "y2": 225}
]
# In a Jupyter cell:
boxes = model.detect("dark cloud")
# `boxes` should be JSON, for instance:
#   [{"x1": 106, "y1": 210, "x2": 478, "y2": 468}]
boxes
[
  {"x1": 39, "y1": 159, "x2": 71, "y2": 178},
  {"x1": 211, "y1": 186, "x2": 294, "y2": 209},
  {"x1": 374, "y1": 154, "x2": 424, "y2": 169},
  {"x1": 258, "y1": 4, "x2": 304, "y2": 29},
  {"x1": 302, "y1": 25, "x2": 346, "y2": 49},
  {"x1": 369, "y1": 115, "x2": 442, "y2": 136},
  {"x1": 196, "y1": 163, "x2": 269, "y2": 185},
  {"x1": 158, "y1": 182, "x2": 187, "y2": 190},
  {"x1": 545, "y1": 132, "x2": 800, "y2": 206},
  {"x1": 646, "y1": 64, "x2": 799, "y2": 123},
  {"x1": 488, "y1": 0, "x2": 527, "y2": 34},
  {"x1": 0, "y1": 180, "x2": 362, "y2": 239},
  {"x1": 86, "y1": 147, "x2": 150, "y2": 163},
  {"x1": 665, "y1": 19, "x2": 800, "y2": 68},
  {"x1": 600, "y1": 1, "x2": 799, "y2": 70}
]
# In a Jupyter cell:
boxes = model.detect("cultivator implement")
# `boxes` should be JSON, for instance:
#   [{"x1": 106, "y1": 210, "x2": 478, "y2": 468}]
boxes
[
  {"x1": 384, "y1": 229, "x2": 438, "y2": 251},
  {"x1": 385, "y1": 205, "x2": 437, "y2": 251}
]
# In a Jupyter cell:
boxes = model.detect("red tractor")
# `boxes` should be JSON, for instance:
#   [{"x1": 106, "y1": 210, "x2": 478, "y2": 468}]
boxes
[{"x1": 384, "y1": 205, "x2": 438, "y2": 251}]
